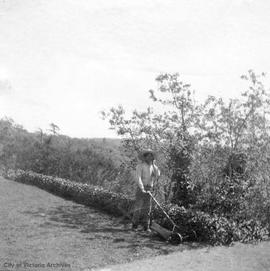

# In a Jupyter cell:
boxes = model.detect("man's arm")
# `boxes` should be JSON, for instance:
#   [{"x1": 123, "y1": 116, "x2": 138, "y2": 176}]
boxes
[
  {"x1": 153, "y1": 161, "x2": 161, "y2": 180},
  {"x1": 150, "y1": 162, "x2": 160, "y2": 195},
  {"x1": 136, "y1": 164, "x2": 146, "y2": 192}
]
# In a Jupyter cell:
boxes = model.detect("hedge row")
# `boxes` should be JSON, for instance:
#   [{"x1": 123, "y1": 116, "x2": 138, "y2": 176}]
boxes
[
  {"x1": 8, "y1": 170, "x2": 269, "y2": 245},
  {"x1": 7, "y1": 170, "x2": 133, "y2": 216}
]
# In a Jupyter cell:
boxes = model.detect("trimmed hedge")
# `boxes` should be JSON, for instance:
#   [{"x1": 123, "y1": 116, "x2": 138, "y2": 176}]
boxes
[
  {"x1": 7, "y1": 170, "x2": 133, "y2": 216},
  {"x1": 8, "y1": 170, "x2": 269, "y2": 245}
]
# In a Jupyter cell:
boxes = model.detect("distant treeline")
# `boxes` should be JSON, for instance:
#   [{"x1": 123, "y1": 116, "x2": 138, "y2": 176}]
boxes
[{"x1": 0, "y1": 117, "x2": 136, "y2": 195}]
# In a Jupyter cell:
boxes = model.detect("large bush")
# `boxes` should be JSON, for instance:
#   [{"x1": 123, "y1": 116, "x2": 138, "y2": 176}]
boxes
[{"x1": 103, "y1": 70, "x2": 270, "y2": 234}]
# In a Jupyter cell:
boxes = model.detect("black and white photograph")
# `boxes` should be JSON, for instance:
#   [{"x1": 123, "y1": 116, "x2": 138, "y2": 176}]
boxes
[{"x1": 0, "y1": 1, "x2": 270, "y2": 270}]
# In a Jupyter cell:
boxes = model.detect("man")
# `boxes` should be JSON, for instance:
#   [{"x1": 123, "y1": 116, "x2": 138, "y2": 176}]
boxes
[{"x1": 132, "y1": 149, "x2": 160, "y2": 232}]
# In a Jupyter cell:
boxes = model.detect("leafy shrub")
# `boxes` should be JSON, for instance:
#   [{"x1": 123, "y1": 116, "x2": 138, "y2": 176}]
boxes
[{"x1": 11, "y1": 170, "x2": 133, "y2": 216}]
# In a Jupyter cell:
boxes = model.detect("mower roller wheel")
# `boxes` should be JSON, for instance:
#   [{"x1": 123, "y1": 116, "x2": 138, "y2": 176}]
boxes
[{"x1": 168, "y1": 232, "x2": 183, "y2": 245}]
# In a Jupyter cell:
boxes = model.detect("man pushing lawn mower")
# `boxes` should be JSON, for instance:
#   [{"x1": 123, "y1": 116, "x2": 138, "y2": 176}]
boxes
[
  {"x1": 130, "y1": 149, "x2": 184, "y2": 245},
  {"x1": 131, "y1": 149, "x2": 160, "y2": 233}
]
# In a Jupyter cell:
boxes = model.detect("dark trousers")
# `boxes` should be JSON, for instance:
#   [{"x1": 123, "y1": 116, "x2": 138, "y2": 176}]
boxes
[{"x1": 132, "y1": 185, "x2": 152, "y2": 228}]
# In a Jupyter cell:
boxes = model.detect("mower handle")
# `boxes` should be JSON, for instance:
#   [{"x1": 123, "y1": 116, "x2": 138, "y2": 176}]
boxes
[{"x1": 147, "y1": 191, "x2": 178, "y2": 229}]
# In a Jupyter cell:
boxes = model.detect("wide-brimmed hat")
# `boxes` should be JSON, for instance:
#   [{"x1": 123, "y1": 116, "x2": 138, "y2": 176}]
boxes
[{"x1": 139, "y1": 149, "x2": 156, "y2": 161}]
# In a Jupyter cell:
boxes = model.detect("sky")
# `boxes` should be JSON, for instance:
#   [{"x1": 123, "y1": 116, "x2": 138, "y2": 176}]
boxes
[{"x1": 0, "y1": 0, "x2": 270, "y2": 138}]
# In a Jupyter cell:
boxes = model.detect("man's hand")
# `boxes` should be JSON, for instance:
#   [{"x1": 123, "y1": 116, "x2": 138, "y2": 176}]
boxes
[{"x1": 142, "y1": 190, "x2": 152, "y2": 196}]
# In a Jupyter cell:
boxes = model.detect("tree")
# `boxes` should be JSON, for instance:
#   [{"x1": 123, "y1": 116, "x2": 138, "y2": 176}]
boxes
[
  {"x1": 188, "y1": 70, "x2": 270, "y2": 222},
  {"x1": 48, "y1": 123, "x2": 60, "y2": 135},
  {"x1": 37, "y1": 128, "x2": 44, "y2": 144},
  {"x1": 102, "y1": 73, "x2": 200, "y2": 204},
  {"x1": 193, "y1": 70, "x2": 270, "y2": 179}
]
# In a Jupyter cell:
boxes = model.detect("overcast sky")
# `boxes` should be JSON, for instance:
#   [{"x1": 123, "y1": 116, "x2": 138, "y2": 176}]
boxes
[{"x1": 0, "y1": 0, "x2": 270, "y2": 138}]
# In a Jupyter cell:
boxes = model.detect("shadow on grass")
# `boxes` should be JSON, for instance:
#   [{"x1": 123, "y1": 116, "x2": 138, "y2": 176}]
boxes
[{"x1": 22, "y1": 203, "x2": 206, "y2": 255}]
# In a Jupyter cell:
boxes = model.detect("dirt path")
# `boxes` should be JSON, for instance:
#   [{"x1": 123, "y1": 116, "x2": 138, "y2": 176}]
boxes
[{"x1": 0, "y1": 177, "x2": 197, "y2": 271}]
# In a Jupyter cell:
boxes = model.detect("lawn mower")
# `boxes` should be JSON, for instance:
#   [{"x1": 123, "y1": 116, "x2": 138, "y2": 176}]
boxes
[
  {"x1": 118, "y1": 192, "x2": 183, "y2": 245},
  {"x1": 147, "y1": 191, "x2": 183, "y2": 245}
]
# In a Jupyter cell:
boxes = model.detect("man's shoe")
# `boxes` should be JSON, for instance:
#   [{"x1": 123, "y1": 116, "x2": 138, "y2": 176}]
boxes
[
  {"x1": 131, "y1": 224, "x2": 138, "y2": 231},
  {"x1": 143, "y1": 226, "x2": 152, "y2": 233}
]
